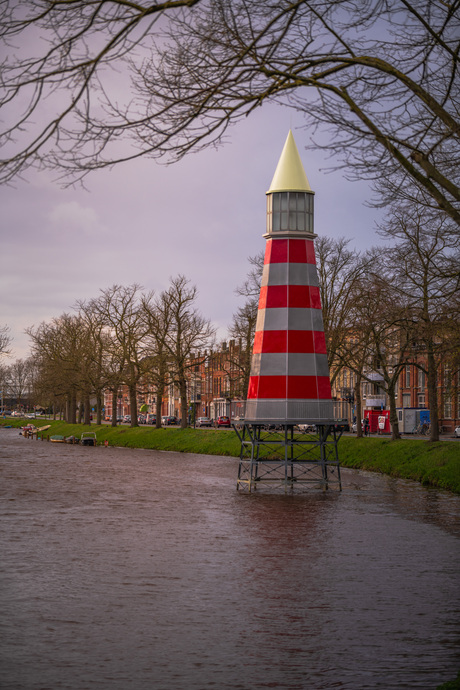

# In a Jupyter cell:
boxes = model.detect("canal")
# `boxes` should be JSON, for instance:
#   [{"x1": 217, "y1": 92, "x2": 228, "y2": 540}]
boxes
[{"x1": 1, "y1": 428, "x2": 459, "y2": 689}]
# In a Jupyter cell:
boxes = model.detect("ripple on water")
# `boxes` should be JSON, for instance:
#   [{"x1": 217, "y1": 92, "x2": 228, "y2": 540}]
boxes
[{"x1": 0, "y1": 428, "x2": 459, "y2": 690}]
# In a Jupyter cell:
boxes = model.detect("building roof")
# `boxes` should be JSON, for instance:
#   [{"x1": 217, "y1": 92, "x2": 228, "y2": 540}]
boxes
[{"x1": 267, "y1": 130, "x2": 313, "y2": 194}]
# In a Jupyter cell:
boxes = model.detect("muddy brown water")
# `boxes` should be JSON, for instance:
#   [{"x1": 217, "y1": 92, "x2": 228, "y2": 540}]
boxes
[{"x1": 1, "y1": 428, "x2": 459, "y2": 689}]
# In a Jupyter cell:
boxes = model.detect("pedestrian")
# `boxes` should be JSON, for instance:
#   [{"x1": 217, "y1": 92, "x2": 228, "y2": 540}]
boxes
[{"x1": 364, "y1": 417, "x2": 370, "y2": 436}]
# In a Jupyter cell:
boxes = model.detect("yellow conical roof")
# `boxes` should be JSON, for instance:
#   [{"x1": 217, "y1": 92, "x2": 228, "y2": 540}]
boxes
[{"x1": 267, "y1": 130, "x2": 312, "y2": 193}]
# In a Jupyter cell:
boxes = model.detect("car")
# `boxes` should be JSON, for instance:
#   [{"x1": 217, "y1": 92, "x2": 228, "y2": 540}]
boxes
[
  {"x1": 334, "y1": 419, "x2": 350, "y2": 432},
  {"x1": 297, "y1": 423, "x2": 316, "y2": 433},
  {"x1": 162, "y1": 415, "x2": 177, "y2": 425},
  {"x1": 196, "y1": 417, "x2": 212, "y2": 427},
  {"x1": 146, "y1": 414, "x2": 156, "y2": 425},
  {"x1": 215, "y1": 416, "x2": 231, "y2": 428},
  {"x1": 123, "y1": 415, "x2": 131, "y2": 423},
  {"x1": 455, "y1": 426, "x2": 460, "y2": 438}
]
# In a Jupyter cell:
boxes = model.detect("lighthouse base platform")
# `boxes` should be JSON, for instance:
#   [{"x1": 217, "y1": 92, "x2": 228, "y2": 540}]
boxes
[{"x1": 233, "y1": 422, "x2": 342, "y2": 493}]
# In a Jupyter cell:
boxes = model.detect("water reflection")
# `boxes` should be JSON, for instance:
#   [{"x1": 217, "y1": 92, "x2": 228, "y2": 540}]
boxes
[{"x1": 0, "y1": 429, "x2": 459, "y2": 690}]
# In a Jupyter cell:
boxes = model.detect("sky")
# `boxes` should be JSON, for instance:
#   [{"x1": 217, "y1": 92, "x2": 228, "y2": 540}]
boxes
[{"x1": 0, "y1": 102, "x2": 384, "y2": 362}]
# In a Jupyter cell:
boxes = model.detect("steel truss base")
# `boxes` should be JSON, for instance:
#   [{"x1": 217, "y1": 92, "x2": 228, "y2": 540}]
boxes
[{"x1": 233, "y1": 423, "x2": 342, "y2": 493}]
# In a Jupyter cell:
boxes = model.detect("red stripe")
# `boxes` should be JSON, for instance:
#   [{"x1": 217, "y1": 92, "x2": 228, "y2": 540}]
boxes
[
  {"x1": 247, "y1": 375, "x2": 332, "y2": 400},
  {"x1": 258, "y1": 285, "x2": 322, "y2": 309},
  {"x1": 264, "y1": 238, "x2": 316, "y2": 265},
  {"x1": 253, "y1": 330, "x2": 327, "y2": 354}
]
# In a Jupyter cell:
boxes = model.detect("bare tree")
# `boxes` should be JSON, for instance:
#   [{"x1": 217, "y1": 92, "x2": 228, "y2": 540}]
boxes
[
  {"x1": 0, "y1": 325, "x2": 12, "y2": 359},
  {"x1": 141, "y1": 291, "x2": 173, "y2": 429},
  {"x1": 74, "y1": 299, "x2": 114, "y2": 425},
  {"x1": 27, "y1": 314, "x2": 91, "y2": 422},
  {"x1": 86, "y1": 285, "x2": 150, "y2": 427},
  {"x1": 7, "y1": 358, "x2": 34, "y2": 412},
  {"x1": 315, "y1": 237, "x2": 371, "y2": 383},
  {"x1": 227, "y1": 299, "x2": 258, "y2": 399},
  {"x1": 227, "y1": 252, "x2": 263, "y2": 399},
  {"x1": 1, "y1": 2, "x2": 458, "y2": 224},
  {"x1": 340, "y1": 260, "x2": 417, "y2": 440},
  {"x1": 162, "y1": 275, "x2": 215, "y2": 428},
  {"x1": 378, "y1": 206, "x2": 460, "y2": 442}
]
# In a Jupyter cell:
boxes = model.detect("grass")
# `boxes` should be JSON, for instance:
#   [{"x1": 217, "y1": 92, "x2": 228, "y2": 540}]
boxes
[{"x1": 2, "y1": 417, "x2": 460, "y2": 494}]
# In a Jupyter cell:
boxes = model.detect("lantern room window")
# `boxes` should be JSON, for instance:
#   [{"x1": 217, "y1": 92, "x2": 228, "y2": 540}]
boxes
[{"x1": 266, "y1": 191, "x2": 314, "y2": 234}]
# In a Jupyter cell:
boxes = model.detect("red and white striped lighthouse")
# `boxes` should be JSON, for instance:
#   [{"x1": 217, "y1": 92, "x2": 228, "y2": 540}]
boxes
[{"x1": 244, "y1": 131, "x2": 334, "y2": 424}]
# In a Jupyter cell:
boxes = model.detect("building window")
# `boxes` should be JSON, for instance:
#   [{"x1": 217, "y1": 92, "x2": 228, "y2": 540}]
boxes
[
  {"x1": 418, "y1": 369, "x2": 426, "y2": 389},
  {"x1": 443, "y1": 399, "x2": 452, "y2": 418},
  {"x1": 405, "y1": 366, "x2": 410, "y2": 388},
  {"x1": 402, "y1": 393, "x2": 411, "y2": 408},
  {"x1": 418, "y1": 394, "x2": 425, "y2": 408}
]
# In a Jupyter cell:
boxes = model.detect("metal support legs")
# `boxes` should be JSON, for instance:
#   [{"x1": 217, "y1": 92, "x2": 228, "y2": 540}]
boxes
[{"x1": 233, "y1": 423, "x2": 342, "y2": 493}]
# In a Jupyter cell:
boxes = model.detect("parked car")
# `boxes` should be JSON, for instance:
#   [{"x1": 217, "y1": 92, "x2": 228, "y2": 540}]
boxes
[
  {"x1": 123, "y1": 415, "x2": 131, "y2": 423},
  {"x1": 162, "y1": 415, "x2": 177, "y2": 425},
  {"x1": 334, "y1": 419, "x2": 350, "y2": 432},
  {"x1": 297, "y1": 423, "x2": 316, "y2": 433},
  {"x1": 455, "y1": 426, "x2": 460, "y2": 438},
  {"x1": 215, "y1": 416, "x2": 231, "y2": 428},
  {"x1": 196, "y1": 417, "x2": 212, "y2": 427}
]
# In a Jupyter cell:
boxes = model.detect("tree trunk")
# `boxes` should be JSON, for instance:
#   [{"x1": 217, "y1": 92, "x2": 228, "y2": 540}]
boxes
[
  {"x1": 69, "y1": 392, "x2": 77, "y2": 424},
  {"x1": 179, "y1": 376, "x2": 188, "y2": 428},
  {"x1": 84, "y1": 394, "x2": 91, "y2": 425},
  {"x1": 96, "y1": 392, "x2": 102, "y2": 425},
  {"x1": 354, "y1": 378, "x2": 363, "y2": 438},
  {"x1": 387, "y1": 381, "x2": 401, "y2": 440},
  {"x1": 111, "y1": 389, "x2": 118, "y2": 427},
  {"x1": 427, "y1": 344, "x2": 440, "y2": 442},
  {"x1": 129, "y1": 385, "x2": 138, "y2": 427},
  {"x1": 155, "y1": 383, "x2": 163, "y2": 429}
]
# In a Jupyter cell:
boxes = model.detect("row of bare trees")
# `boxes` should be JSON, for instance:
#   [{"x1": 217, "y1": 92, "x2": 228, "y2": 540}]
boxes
[
  {"x1": 18, "y1": 277, "x2": 214, "y2": 429},
  {"x1": 1, "y1": 206, "x2": 459, "y2": 440}
]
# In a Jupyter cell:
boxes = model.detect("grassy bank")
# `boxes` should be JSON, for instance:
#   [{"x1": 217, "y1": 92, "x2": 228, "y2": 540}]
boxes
[{"x1": 2, "y1": 418, "x2": 460, "y2": 494}]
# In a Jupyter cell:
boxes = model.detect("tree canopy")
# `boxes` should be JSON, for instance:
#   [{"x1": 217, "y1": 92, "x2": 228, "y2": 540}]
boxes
[{"x1": 1, "y1": 0, "x2": 459, "y2": 223}]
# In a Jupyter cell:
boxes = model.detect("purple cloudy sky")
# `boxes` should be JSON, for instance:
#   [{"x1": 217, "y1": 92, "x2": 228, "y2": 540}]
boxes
[{"x1": 1, "y1": 103, "x2": 383, "y2": 361}]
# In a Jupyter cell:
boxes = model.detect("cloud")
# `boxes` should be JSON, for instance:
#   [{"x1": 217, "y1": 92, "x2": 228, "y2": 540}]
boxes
[{"x1": 47, "y1": 201, "x2": 106, "y2": 236}]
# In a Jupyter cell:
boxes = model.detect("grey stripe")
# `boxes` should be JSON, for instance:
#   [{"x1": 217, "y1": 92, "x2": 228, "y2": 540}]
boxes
[
  {"x1": 256, "y1": 308, "x2": 324, "y2": 332},
  {"x1": 261, "y1": 262, "x2": 319, "y2": 287},
  {"x1": 245, "y1": 399, "x2": 335, "y2": 423},
  {"x1": 250, "y1": 353, "x2": 329, "y2": 377}
]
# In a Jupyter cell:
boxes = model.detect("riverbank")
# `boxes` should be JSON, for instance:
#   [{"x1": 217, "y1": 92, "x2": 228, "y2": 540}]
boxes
[{"x1": 2, "y1": 418, "x2": 460, "y2": 494}]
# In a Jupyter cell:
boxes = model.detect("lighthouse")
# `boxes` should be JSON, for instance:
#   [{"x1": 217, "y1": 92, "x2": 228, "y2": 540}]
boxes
[
  {"x1": 234, "y1": 131, "x2": 342, "y2": 492},
  {"x1": 245, "y1": 130, "x2": 334, "y2": 424}
]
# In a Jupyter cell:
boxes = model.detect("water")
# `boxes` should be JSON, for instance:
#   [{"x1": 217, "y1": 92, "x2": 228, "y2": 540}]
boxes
[{"x1": 1, "y1": 428, "x2": 459, "y2": 689}]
